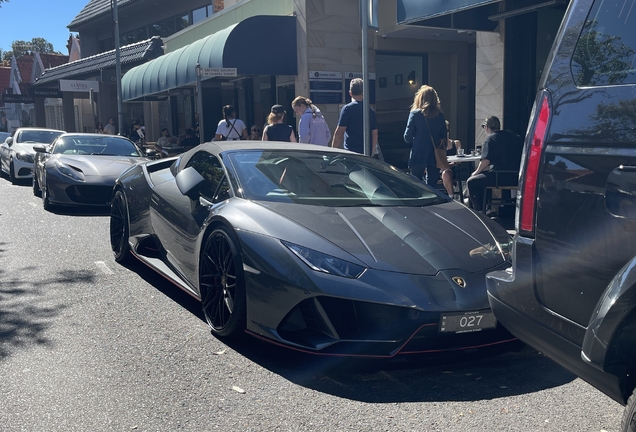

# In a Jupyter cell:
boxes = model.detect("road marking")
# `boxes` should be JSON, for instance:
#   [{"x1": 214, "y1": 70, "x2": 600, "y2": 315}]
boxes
[{"x1": 95, "y1": 261, "x2": 113, "y2": 274}]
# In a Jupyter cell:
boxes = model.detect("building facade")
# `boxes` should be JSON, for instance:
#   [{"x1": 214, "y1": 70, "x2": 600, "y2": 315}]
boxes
[{"x1": 29, "y1": 0, "x2": 568, "y2": 168}]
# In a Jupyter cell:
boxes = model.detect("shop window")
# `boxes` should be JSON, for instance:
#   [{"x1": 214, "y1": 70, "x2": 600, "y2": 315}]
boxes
[
  {"x1": 193, "y1": 7, "x2": 207, "y2": 24},
  {"x1": 572, "y1": 0, "x2": 636, "y2": 86},
  {"x1": 151, "y1": 17, "x2": 177, "y2": 38},
  {"x1": 120, "y1": 28, "x2": 147, "y2": 46},
  {"x1": 177, "y1": 14, "x2": 190, "y2": 31}
]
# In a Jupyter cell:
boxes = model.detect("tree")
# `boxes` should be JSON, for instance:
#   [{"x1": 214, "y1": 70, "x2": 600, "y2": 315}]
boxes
[{"x1": 6, "y1": 38, "x2": 60, "y2": 59}]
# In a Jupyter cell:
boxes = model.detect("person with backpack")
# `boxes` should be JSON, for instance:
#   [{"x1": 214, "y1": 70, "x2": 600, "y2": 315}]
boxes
[
  {"x1": 291, "y1": 96, "x2": 331, "y2": 146},
  {"x1": 214, "y1": 105, "x2": 247, "y2": 141}
]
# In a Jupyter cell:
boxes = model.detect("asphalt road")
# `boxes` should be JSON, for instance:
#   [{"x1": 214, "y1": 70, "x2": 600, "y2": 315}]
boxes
[{"x1": 0, "y1": 176, "x2": 623, "y2": 432}]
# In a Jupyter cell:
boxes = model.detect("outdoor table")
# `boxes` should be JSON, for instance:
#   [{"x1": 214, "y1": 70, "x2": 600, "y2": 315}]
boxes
[{"x1": 446, "y1": 154, "x2": 481, "y2": 202}]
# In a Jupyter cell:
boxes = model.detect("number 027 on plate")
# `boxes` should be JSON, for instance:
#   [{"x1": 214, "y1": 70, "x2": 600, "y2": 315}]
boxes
[{"x1": 439, "y1": 310, "x2": 497, "y2": 333}]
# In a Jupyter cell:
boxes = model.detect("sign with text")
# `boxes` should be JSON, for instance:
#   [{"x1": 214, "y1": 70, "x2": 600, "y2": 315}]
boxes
[
  {"x1": 60, "y1": 80, "x2": 100, "y2": 92},
  {"x1": 199, "y1": 68, "x2": 237, "y2": 78},
  {"x1": 30, "y1": 89, "x2": 62, "y2": 98},
  {"x1": 2, "y1": 94, "x2": 34, "y2": 104},
  {"x1": 344, "y1": 72, "x2": 376, "y2": 104},
  {"x1": 309, "y1": 71, "x2": 343, "y2": 105}
]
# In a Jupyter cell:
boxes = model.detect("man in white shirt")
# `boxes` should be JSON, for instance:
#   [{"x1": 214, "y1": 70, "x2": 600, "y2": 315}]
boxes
[{"x1": 103, "y1": 117, "x2": 116, "y2": 135}]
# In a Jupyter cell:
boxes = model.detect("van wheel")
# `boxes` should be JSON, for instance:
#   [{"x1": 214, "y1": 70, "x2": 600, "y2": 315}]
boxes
[{"x1": 621, "y1": 387, "x2": 636, "y2": 432}]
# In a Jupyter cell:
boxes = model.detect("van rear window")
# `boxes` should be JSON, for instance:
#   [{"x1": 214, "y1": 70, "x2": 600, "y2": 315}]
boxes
[{"x1": 572, "y1": 0, "x2": 636, "y2": 86}]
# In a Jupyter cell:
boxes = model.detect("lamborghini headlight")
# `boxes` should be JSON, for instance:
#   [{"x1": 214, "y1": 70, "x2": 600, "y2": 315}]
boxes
[
  {"x1": 52, "y1": 159, "x2": 85, "y2": 181},
  {"x1": 283, "y1": 241, "x2": 365, "y2": 279},
  {"x1": 16, "y1": 152, "x2": 34, "y2": 163}
]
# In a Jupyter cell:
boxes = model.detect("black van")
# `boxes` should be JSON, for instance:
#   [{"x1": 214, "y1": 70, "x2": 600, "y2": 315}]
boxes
[{"x1": 485, "y1": 0, "x2": 636, "y2": 430}]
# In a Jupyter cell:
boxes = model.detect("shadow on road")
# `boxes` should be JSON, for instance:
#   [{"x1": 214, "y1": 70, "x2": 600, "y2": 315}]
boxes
[
  {"x1": 126, "y1": 254, "x2": 576, "y2": 404},
  {"x1": 0, "y1": 242, "x2": 98, "y2": 359}
]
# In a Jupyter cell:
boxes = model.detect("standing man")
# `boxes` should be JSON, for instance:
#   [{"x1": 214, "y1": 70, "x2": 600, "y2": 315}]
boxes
[
  {"x1": 331, "y1": 78, "x2": 378, "y2": 155},
  {"x1": 466, "y1": 116, "x2": 523, "y2": 212},
  {"x1": 103, "y1": 117, "x2": 116, "y2": 135}
]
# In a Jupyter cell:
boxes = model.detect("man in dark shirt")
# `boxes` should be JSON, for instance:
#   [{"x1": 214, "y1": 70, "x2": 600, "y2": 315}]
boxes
[
  {"x1": 331, "y1": 78, "x2": 378, "y2": 155},
  {"x1": 466, "y1": 116, "x2": 523, "y2": 212}
]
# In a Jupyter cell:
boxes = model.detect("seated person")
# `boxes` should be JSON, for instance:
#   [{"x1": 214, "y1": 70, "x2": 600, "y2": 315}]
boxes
[
  {"x1": 466, "y1": 116, "x2": 523, "y2": 212},
  {"x1": 178, "y1": 128, "x2": 200, "y2": 152},
  {"x1": 155, "y1": 128, "x2": 180, "y2": 158}
]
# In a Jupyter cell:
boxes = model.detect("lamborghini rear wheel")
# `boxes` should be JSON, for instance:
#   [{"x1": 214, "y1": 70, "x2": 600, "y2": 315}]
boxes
[
  {"x1": 199, "y1": 226, "x2": 246, "y2": 338},
  {"x1": 110, "y1": 189, "x2": 132, "y2": 263}
]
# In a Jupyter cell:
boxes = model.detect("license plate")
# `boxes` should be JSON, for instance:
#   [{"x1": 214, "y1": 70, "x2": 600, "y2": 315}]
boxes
[{"x1": 439, "y1": 311, "x2": 497, "y2": 334}]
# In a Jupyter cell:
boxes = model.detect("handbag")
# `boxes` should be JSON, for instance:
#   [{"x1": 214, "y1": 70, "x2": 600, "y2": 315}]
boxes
[{"x1": 423, "y1": 114, "x2": 451, "y2": 171}]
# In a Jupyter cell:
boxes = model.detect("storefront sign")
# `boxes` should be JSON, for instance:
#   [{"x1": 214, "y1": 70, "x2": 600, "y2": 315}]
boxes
[
  {"x1": 199, "y1": 68, "x2": 237, "y2": 78},
  {"x1": 2, "y1": 94, "x2": 34, "y2": 103},
  {"x1": 309, "y1": 71, "x2": 343, "y2": 104},
  {"x1": 30, "y1": 89, "x2": 62, "y2": 98},
  {"x1": 344, "y1": 72, "x2": 376, "y2": 104},
  {"x1": 59, "y1": 80, "x2": 100, "y2": 92}
]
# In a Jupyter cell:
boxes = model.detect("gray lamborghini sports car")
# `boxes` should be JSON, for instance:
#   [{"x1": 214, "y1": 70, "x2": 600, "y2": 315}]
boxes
[
  {"x1": 33, "y1": 133, "x2": 149, "y2": 210},
  {"x1": 110, "y1": 141, "x2": 515, "y2": 357}
]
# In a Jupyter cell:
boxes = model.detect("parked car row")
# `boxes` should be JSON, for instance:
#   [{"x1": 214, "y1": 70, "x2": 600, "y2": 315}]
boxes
[
  {"x1": 3, "y1": 1, "x2": 634, "y2": 429},
  {"x1": 0, "y1": 129, "x2": 150, "y2": 209}
]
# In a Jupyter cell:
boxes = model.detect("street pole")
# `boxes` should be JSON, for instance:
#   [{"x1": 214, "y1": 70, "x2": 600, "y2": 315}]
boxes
[
  {"x1": 361, "y1": 0, "x2": 370, "y2": 157},
  {"x1": 113, "y1": 0, "x2": 124, "y2": 135}
]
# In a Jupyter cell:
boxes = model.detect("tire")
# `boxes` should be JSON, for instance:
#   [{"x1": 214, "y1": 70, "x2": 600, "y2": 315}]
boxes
[
  {"x1": 199, "y1": 226, "x2": 246, "y2": 338},
  {"x1": 9, "y1": 161, "x2": 16, "y2": 184},
  {"x1": 622, "y1": 387, "x2": 636, "y2": 432},
  {"x1": 32, "y1": 174, "x2": 41, "y2": 197},
  {"x1": 42, "y1": 184, "x2": 52, "y2": 211},
  {"x1": 110, "y1": 189, "x2": 132, "y2": 263}
]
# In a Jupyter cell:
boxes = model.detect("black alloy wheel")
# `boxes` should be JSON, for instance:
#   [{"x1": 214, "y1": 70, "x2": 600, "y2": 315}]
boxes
[
  {"x1": 110, "y1": 189, "x2": 132, "y2": 263},
  {"x1": 199, "y1": 226, "x2": 246, "y2": 338},
  {"x1": 32, "y1": 174, "x2": 41, "y2": 197},
  {"x1": 9, "y1": 161, "x2": 16, "y2": 184}
]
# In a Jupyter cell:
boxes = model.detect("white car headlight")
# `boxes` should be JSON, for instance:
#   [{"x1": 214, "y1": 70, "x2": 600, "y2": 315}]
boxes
[
  {"x1": 16, "y1": 152, "x2": 34, "y2": 163},
  {"x1": 51, "y1": 159, "x2": 85, "y2": 181},
  {"x1": 283, "y1": 241, "x2": 365, "y2": 279}
]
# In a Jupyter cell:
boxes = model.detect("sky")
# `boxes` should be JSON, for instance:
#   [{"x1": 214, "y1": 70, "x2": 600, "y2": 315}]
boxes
[{"x1": 0, "y1": 0, "x2": 89, "y2": 54}]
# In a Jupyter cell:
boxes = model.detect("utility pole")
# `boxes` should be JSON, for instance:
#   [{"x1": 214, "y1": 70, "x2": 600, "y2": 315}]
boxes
[{"x1": 113, "y1": 0, "x2": 124, "y2": 135}]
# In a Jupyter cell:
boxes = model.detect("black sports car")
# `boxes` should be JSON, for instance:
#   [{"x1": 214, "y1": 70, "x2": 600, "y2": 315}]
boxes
[
  {"x1": 33, "y1": 133, "x2": 149, "y2": 210},
  {"x1": 110, "y1": 142, "x2": 514, "y2": 357}
]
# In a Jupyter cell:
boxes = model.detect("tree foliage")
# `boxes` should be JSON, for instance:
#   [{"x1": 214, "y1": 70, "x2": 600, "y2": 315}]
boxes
[{"x1": 2, "y1": 37, "x2": 60, "y2": 60}]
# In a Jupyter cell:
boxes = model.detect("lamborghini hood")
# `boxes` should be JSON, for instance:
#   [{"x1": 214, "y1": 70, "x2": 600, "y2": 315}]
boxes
[{"x1": 262, "y1": 202, "x2": 508, "y2": 275}]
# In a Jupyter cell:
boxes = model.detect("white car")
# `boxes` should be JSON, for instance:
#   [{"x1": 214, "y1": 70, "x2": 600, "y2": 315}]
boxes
[{"x1": 0, "y1": 128, "x2": 65, "y2": 183}]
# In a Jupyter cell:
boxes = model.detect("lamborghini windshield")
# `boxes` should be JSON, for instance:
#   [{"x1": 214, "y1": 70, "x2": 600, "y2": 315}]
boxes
[{"x1": 227, "y1": 150, "x2": 446, "y2": 207}]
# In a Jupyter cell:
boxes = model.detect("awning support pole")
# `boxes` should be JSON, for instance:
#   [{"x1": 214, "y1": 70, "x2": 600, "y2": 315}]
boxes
[
  {"x1": 361, "y1": 0, "x2": 370, "y2": 157},
  {"x1": 113, "y1": 0, "x2": 124, "y2": 136},
  {"x1": 195, "y1": 64, "x2": 204, "y2": 144}
]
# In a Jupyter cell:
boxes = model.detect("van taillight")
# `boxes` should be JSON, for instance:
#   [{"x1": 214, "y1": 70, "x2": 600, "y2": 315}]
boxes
[{"x1": 520, "y1": 95, "x2": 550, "y2": 233}]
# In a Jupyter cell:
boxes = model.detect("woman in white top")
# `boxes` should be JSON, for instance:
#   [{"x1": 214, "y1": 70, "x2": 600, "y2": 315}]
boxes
[
  {"x1": 291, "y1": 96, "x2": 331, "y2": 146},
  {"x1": 215, "y1": 105, "x2": 247, "y2": 141}
]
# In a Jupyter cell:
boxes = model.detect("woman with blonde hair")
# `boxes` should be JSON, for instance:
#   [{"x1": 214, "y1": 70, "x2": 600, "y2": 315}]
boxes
[
  {"x1": 291, "y1": 96, "x2": 331, "y2": 146},
  {"x1": 403, "y1": 85, "x2": 448, "y2": 191},
  {"x1": 263, "y1": 105, "x2": 296, "y2": 142}
]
